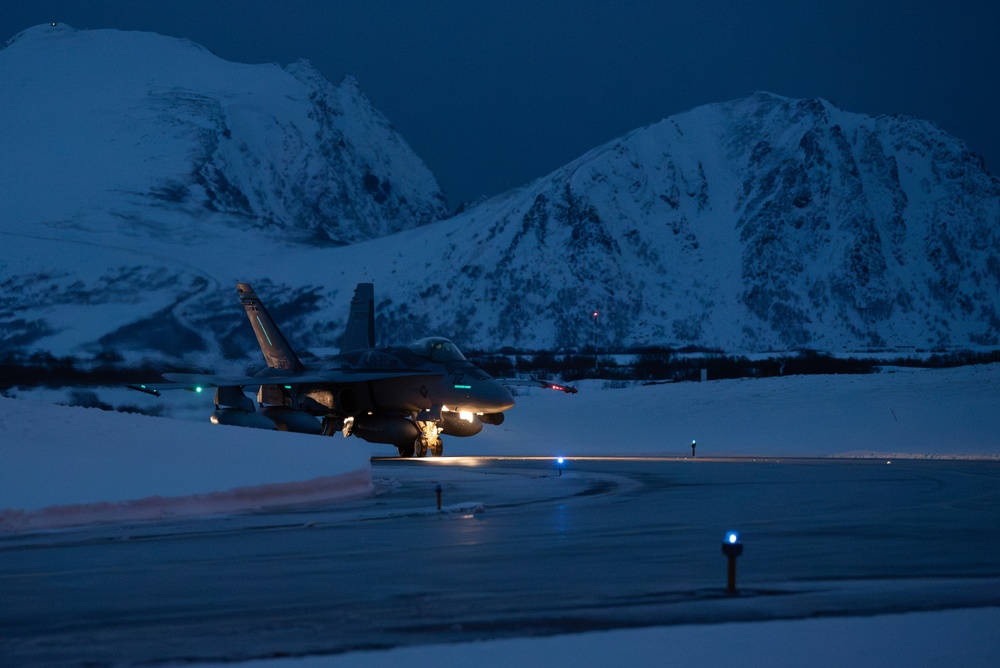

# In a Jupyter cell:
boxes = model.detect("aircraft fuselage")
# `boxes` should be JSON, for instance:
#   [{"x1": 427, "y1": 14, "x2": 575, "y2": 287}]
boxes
[
  {"x1": 270, "y1": 338, "x2": 514, "y2": 419},
  {"x1": 131, "y1": 284, "x2": 521, "y2": 458}
]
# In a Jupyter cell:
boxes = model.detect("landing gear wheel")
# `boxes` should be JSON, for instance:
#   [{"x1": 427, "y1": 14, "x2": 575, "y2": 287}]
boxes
[
  {"x1": 397, "y1": 443, "x2": 415, "y2": 458},
  {"x1": 415, "y1": 437, "x2": 428, "y2": 458},
  {"x1": 430, "y1": 439, "x2": 443, "y2": 457}
]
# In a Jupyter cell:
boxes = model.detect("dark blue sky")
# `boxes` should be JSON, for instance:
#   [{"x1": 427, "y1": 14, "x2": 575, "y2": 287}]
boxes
[{"x1": 5, "y1": 1, "x2": 999, "y2": 207}]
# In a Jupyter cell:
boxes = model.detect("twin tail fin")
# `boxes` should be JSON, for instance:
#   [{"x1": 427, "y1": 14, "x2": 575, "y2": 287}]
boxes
[{"x1": 237, "y1": 283, "x2": 305, "y2": 372}]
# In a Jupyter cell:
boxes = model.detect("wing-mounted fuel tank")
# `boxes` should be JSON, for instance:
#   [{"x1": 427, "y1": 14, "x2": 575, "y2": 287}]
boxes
[
  {"x1": 258, "y1": 406, "x2": 322, "y2": 434},
  {"x1": 351, "y1": 415, "x2": 420, "y2": 447},
  {"x1": 211, "y1": 408, "x2": 279, "y2": 430},
  {"x1": 210, "y1": 386, "x2": 278, "y2": 429},
  {"x1": 440, "y1": 411, "x2": 484, "y2": 437},
  {"x1": 208, "y1": 385, "x2": 315, "y2": 433}
]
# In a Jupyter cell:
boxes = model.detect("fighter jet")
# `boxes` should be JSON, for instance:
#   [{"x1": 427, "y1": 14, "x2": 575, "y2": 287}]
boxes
[{"x1": 129, "y1": 283, "x2": 568, "y2": 457}]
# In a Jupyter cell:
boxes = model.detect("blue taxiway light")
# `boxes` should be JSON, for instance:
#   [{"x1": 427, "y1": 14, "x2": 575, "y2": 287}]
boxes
[{"x1": 722, "y1": 530, "x2": 743, "y2": 592}]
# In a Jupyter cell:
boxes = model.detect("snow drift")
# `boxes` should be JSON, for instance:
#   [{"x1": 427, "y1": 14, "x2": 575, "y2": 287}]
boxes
[{"x1": 0, "y1": 396, "x2": 371, "y2": 531}]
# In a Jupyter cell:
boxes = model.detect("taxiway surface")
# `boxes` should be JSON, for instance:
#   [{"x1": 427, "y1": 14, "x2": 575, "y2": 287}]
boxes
[{"x1": 2, "y1": 457, "x2": 999, "y2": 665}]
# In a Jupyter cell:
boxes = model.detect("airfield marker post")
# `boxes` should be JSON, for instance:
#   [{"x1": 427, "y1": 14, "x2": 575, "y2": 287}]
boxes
[
  {"x1": 435, "y1": 484, "x2": 442, "y2": 511},
  {"x1": 721, "y1": 531, "x2": 743, "y2": 594}
]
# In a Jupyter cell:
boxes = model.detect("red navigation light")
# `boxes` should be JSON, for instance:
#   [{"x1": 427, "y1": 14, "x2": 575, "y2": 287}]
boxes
[{"x1": 542, "y1": 382, "x2": 578, "y2": 394}]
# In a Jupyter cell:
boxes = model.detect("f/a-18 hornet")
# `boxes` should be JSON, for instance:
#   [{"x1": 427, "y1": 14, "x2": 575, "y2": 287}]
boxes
[{"x1": 130, "y1": 282, "x2": 574, "y2": 457}]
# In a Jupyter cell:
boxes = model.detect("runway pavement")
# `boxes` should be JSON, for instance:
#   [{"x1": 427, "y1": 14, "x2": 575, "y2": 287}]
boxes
[{"x1": 2, "y1": 457, "x2": 999, "y2": 665}]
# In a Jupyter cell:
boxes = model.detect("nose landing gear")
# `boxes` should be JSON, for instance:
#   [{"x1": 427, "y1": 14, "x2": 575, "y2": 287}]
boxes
[{"x1": 415, "y1": 420, "x2": 444, "y2": 457}]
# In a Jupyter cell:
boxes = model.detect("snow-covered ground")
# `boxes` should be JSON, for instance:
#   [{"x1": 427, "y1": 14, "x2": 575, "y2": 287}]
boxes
[
  {"x1": 0, "y1": 395, "x2": 371, "y2": 531},
  {"x1": 2, "y1": 364, "x2": 998, "y2": 665},
  {"x1": 3, "y1": 362, "x2": 997, "y2": 527},
  {"x1": 201, "y1": 606, "x2": 1000, "y2": 668},
  {"x1": 462, "y1": 362, "x2": 1000, "y2": 460}
]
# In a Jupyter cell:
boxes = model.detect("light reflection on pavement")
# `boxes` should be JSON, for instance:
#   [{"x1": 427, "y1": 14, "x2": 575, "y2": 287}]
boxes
[{"x1": 2, "y1": 457, "x2": 999, "y2": 665}]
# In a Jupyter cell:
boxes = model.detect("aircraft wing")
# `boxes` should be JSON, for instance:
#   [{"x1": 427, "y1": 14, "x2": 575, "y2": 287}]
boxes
[
  {"x1": 498, "y1": 377, "x2": 578, "y2": 394},
  {"x1": 128, "y1": 369, "x2": 442, "y2": 397},
  {"x1": 127, "y1": 374, "x2": 253, "y2": 396}
]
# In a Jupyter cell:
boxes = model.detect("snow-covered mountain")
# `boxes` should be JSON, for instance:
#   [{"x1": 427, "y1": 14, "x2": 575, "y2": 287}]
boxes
[
  {"x1": 0, "y1": 24, "x2": 447, "y2": 366},
  {"x1": 0, "y1": 24, "x2": 447, "y2": 245},
  {"x1": 2, "y1": 25, "x2": 998, "y2": 367},
  {"x1": 393, "y1": 92, "x2": 1000, "y2": 352}
]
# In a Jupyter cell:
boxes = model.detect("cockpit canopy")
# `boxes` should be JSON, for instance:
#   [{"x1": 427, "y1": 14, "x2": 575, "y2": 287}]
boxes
[{"x1": 407, "y1": 337, "x2": 466, "y2": 362}]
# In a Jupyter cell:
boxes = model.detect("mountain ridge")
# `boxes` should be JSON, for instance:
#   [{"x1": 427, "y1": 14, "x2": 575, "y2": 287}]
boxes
[
  {"x1": 372, "y1": 91, "x2": 998, "y2": 353},
  {"x1": 1, "y1": 25, "x2": 998, "y2": 365},
  {"x1": 0, "y1": 24, "x2": 447, "y2": 245}
]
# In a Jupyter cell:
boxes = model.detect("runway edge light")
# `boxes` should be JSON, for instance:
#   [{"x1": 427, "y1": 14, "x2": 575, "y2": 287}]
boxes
[{"x1": 721, "y1": 530, "x2": 743, "y2": 594}]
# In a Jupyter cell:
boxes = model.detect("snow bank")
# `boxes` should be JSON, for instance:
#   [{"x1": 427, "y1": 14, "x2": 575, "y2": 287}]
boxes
[
  {"x1": 0, "y1": 397, "x2": 370, "y2": 531},
  {"x1": 461, "y1": 363, "x2": 1000, "y2": 459},
  {"x1": 208, "y1": 606, "x2": 1000, "y2": 668}
]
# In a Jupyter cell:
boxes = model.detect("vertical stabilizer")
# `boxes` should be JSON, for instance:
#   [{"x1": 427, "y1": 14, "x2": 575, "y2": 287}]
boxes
[
  {"x1": 237, "y1": 283, "x2": 305, "y2": 371},
  {"x1": 340, "y1": 283, "x2": 376, "y2": 352}
]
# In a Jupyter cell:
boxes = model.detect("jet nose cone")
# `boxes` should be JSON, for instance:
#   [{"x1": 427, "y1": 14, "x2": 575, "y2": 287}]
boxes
[{"x1": 485, "y1": 380, "x2": 515, "y2": 412}]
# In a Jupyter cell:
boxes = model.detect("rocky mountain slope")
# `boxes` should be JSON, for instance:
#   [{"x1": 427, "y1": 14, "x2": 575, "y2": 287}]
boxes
[
  {"x1": 2, "y1": 25, "x2": 998, "y2": 367},
  {"x1": 394, "y1": 92, "x2": 1000, "y2": 352},
  {"x1": 0, "y1": 24, "x2": 447, "y2": 246}
]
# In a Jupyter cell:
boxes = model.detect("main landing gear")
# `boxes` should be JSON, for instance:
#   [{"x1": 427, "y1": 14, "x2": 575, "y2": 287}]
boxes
[
  {"x1": 416, "y1": 435, "x2": 443, "y2": 458},
  {"x1": 322, "y1": 412, "x2": 444, "y2": 459},
  {"x1": 399, "y1": 421, "x2": 444, "y2": 458},
  {"x1": 395, "y1": 437, "x2": 442, "y2": 458}
]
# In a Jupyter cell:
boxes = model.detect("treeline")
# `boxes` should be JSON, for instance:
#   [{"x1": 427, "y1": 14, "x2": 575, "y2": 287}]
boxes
[
  {"x1": 3, "y1": 348, "x2": 1000, "y2": 392},
  {"x1": 0, "y1": 352, "x2": 181, "y2": 391},
  {"x1": 466, "y1": 348, "x2": 1000, "y2": 382}
]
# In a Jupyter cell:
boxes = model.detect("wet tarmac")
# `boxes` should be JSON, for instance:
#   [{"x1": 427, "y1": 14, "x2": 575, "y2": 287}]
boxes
[{"x1": 2, "y1": 457, "x2": 999, "y2": 666}]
